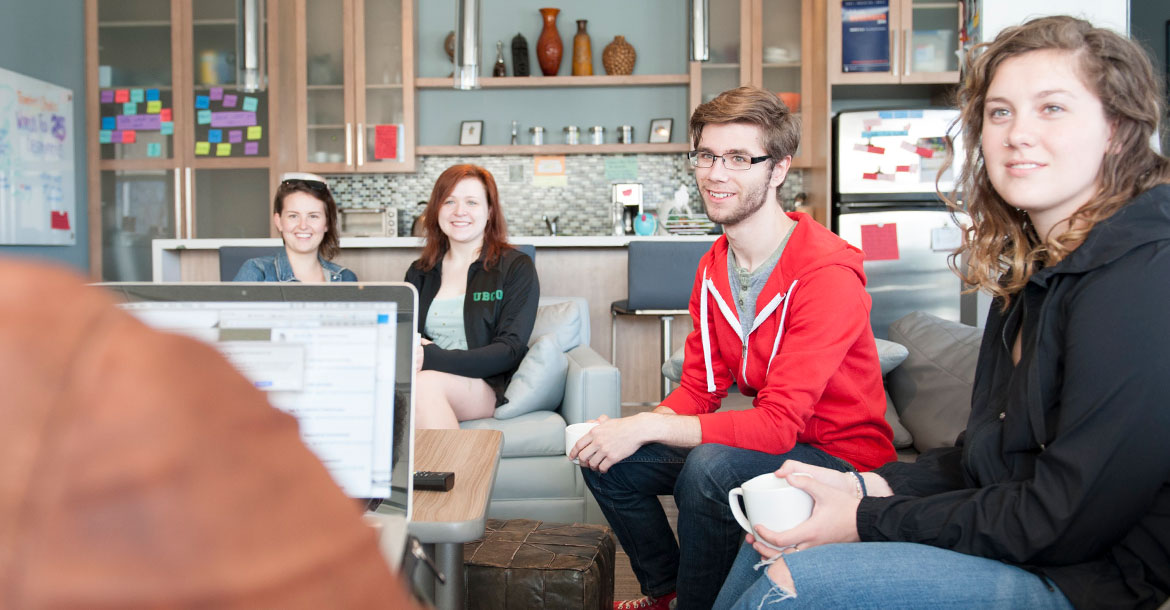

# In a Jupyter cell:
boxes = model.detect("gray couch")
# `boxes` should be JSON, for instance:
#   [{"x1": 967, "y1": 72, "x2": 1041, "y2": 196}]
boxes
[
  {"x1": 660, "y1": 311, "x2": 984, "y2": 455},
  {"x1": 459, "y1": 297, "x2": 620, "y2": 524}
]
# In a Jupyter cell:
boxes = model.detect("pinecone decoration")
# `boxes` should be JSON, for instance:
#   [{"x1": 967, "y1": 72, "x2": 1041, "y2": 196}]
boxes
[{"x1": 602, "y1": 36, "x2": 636, "y2": 75}]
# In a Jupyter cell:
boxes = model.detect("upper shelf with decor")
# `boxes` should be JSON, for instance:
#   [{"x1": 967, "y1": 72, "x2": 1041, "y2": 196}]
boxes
[{"x1": 416, "y1": 74, "x2": 689, "y2": 89}]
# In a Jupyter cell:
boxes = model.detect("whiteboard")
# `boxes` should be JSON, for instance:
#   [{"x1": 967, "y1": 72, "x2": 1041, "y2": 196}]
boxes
[{"x1": 0, "y1": 67, "x2": 76, "y2": 245}]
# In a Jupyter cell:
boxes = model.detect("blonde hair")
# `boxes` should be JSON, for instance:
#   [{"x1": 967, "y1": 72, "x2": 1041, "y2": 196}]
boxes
[{"x1": 946, "y1": 15, "x2": 1170, "y2": 302}]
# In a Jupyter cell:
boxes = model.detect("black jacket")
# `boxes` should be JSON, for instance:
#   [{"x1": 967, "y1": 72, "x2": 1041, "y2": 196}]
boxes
[
  {"x1": 857, "y1": 185, "x2": 1170, "y2": 609},
  {"x1": 405, "y1": 248, "x2": 539, "y2": 403}
]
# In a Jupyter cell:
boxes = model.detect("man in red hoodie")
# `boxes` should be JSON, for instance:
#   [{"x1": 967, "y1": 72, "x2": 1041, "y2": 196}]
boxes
[{"x1": 572, "y1": 87, "x2": 896, "y2": 610}]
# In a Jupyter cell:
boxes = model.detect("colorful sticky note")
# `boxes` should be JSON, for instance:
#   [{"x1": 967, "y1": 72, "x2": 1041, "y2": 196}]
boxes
[
  {"x1": 122, "y1": 130, "x2": 137, "y2": 144},
  {"x1": 216, "y1": 143, "x2": 232, "y2": 156},
  {"x1": 147, "y1": 142, "x2": 162, "y2": 157},
  {"x1": 860, "y1": 224, "x2": 900, "y2": 261},
  {"x1": 146, "y1": 88, "x2": 160, "y2": 101},
  {"x1": 195, "y1": 141, "x2": 211, "y2": 155},
  {"x1": 197, "y1": 109, "x2": 212, "y2": 125},
  {"x1": 209, "y1": 87, "x2": 224, "y2": 101},
  {"x1": 146, "y1": 100, "x2": 161, "y2": 114},
  {"x1": 160, "y1": 121, "x2": 174, "y2": 135},
  {"x1": 101, "y1": 117, "x2": 116, "y2": 130},
  {"x1": 228, "y1": 130, "x2": 243, "y2": 143},
  {"x1": 244, "y1": 142, "x2": 259, "y2": 155},
  {"x1": 222, "y1": 94, "x2": 238, "y2": 108},
  {"x1": 100, "y1": 90, "x2": 114, "y2": 103},
  {"x1": 114, "y1": 89, "x2": 130, "y2": 103},
  {"x1": 375, "y1": 124, "x2": 398, "y2": 160},
  {"x1": 242, "y1": 96, "x2": 258, "y2": 112},
  {"x1": 246, "y1": 125, "x2": 262, "y2": 140},
  {"x1": 159, "y1": 108, "x2": 172, "y2": 122},
  {"x1": 99, "y1": 130, "x2": 112, "y2": 144},
  {"x1": 50, "y1": 211, "x2": 71, "y2": 230},
  {"x1": 208, "y1": 129, "x2": 223, "y2": 143},
  {"x1": 110, "y1": 131, "x2": 123, "y2": 143},
  {"x1": 195, "y1": 95, "x2": 210, "y2": 109},
  {"x1": 122, "y1": 102, "x2": 137, "y2": 115},
  {"x1": 130, "y1": 89, "x2": 145, "y2": 103}
]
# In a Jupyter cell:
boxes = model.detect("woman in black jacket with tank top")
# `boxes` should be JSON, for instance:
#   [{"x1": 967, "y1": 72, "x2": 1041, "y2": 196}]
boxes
[{"x1": 405, "y1": 165, "x2": 538, "y2": 429}]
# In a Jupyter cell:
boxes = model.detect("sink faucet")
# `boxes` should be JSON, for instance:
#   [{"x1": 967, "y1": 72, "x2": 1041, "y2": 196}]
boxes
[{"x1": 543, "y1": 215, "x2": 558, "y2": 236}]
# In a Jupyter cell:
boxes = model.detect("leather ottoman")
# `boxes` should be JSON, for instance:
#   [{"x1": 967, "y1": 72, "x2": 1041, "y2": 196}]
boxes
[{"x1": 464, "y1": 519, "x2": 616, "y2": 609}]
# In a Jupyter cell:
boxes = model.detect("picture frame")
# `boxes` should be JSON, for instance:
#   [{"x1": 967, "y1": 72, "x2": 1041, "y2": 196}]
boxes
[
  {"x1": 459, "y1": 120, "x2": 483, "y2": 146},
  {"x1": 648, "y1": 118, "x2": 673, "y2": 144}
]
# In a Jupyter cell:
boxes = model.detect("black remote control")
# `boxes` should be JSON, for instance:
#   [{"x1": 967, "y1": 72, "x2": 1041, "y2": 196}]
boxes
[{"x1": 413, "y1": 471, "x2": 455, "y2": 492}]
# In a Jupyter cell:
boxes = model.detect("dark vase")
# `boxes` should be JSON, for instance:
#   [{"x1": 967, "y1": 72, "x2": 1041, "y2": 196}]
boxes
[
  {"x1": 536, "y1": 8, "x2": 562, "y2": 77},
  {"x1": 511, "y1": 33, "x2": 530, "y2": 77}
]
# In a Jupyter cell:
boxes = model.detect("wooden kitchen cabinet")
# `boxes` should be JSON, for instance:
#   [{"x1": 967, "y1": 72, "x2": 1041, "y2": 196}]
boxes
[
  {"x1": 690, "y1": 0, "x2": 821, "y2": 169},
  {"x1": 828, "y1": 0, "x2": 961, "y2": 85},
  {"x1": 294, "y1": 0, "x2": 415, "y2": 173},
  {"x1": 86, "y1": 0, "x2": 282, "y2": 280}
]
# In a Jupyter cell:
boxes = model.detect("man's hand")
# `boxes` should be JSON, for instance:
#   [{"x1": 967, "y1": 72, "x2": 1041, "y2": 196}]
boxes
[
  {"x1": 571, "y1": 411, "x2": 701, "y2": 473},
  {"x1": 572, "y1": 413, "x2": 649, "y2": 473}
]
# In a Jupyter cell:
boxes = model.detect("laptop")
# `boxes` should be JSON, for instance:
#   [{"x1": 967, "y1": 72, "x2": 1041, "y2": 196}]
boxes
[{"x1": 100, "y1": 282, "x2": 419, "y2": 533}]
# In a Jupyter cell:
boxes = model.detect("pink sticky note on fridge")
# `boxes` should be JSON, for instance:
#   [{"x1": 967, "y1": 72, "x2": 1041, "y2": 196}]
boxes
[
  {"x1": 244, "y1": 142, "x2": 259, "y2": 155},
  {"x1": 229, "y1": 130, "x2": 243, "y2": 143},
  {"x1": 100, "y1": 90, "x2": 114, "y2": 103},
  {"x1": 860, "y1": 224, "x2": 900, "y2": 261},
  {"x1": 160, "y1": 108, "x2": 172, "y2": 122},
  {"x1": 222, "y1": 94, "x2": 238, "y2": 108},
  {"x1": 209, "y1": 87, "x2": 224, "y2": 101}
]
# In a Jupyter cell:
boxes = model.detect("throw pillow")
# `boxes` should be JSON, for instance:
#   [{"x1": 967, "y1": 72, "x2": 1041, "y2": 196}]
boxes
[
  {"x1": 887, "y1": 311, "x2": 982, "y2": 452},
  {"x1": 530, "y1": 301, "x2": 582, "y2": 352},
  {"x1": 496, "y1": 334, "x2": 568, "y2": 419}
]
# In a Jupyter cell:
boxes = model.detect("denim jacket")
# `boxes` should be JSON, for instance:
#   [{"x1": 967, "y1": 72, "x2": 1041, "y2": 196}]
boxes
[{"x1": 232, "y1": 249, "x2": 358, "y2": 282}]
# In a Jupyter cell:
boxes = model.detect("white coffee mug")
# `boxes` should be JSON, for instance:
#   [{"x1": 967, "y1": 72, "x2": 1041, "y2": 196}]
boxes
[
  {"x1": 565, "y1": 422, "x2": 599, "y2": 465},
  {"x1": 728, "y1": 472, "x2": 813, "y2": 550}
]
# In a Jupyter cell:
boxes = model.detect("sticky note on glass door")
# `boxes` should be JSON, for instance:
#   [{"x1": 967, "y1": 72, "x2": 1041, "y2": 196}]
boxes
[
  {"x1": 375, "y1": 124, "x2": 398, "y2": 160},
  {"x1": 860, "y1": 223, "x2": 899, "y2": 261}
]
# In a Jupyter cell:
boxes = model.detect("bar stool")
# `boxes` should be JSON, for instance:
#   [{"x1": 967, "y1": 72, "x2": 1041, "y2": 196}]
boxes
[{"x1": 611, "y1": 240, "x2": 711, "y2": 401}]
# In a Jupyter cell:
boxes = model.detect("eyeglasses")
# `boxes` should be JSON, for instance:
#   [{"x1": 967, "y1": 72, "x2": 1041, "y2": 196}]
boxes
[{"x1": 687, "y1": 151, "x2": 772, "y2": 171}]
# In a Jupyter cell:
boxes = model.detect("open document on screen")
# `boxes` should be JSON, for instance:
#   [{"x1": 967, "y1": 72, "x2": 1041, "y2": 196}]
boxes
[{"x1": 121, "y1": 301, "x2": 397, "y2": 499}]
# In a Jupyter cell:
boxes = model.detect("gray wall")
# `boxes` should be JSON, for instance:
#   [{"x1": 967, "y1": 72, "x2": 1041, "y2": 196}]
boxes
[{"x1": 0, "y1": 0, "x2": 88, "y2": 271}]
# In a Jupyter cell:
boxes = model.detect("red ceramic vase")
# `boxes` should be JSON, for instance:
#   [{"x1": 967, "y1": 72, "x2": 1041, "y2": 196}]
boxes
[{"x1": 536, "y1": 8, "x2": 563, "y2": 77}]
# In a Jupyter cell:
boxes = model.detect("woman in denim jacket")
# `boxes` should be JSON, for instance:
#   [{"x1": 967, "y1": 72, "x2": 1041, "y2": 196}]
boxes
[{"x1": 233, "y1": 173, "x2": 358, "y2": 283}]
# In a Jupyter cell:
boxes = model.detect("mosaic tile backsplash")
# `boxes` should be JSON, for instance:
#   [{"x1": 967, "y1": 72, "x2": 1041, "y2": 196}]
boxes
[{"x1": 327, "y1": 154, "x2": 804, "y2": 237}]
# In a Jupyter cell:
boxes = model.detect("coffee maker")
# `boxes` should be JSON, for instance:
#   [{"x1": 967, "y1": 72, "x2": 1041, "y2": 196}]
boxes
[{"x1": 611, "y1": 183, "x2": 643, "y2": 235}]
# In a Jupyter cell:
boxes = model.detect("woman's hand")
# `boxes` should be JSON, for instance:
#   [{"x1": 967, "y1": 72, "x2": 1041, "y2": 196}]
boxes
[
  {"x1": 748, "y1": 465, "x2": 863, "y2": 556},
  {"x1": 414, "y1": 337, "x2": 431, "y2": 372}
]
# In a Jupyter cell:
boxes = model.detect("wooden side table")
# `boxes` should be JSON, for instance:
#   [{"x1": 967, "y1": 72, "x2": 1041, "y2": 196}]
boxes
[{"x1": 409, "y1": 429, "x2": 503, "y2": 610}]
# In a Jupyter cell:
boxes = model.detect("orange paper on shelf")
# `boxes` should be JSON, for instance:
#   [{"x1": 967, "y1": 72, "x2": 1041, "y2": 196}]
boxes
[
  {"x1": 860, "y1": 223, "x2": 899, "y2": 261},
  {"x1": 375, "y1": 124, "x2": 398, "y2": 160},
  {"x1": 50, "y1": 211, "x2": 70, "y2": 230}
]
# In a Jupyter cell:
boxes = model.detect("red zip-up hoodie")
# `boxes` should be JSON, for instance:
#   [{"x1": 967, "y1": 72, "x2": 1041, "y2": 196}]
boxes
[{"x1": 661, "y1": 212, "x2": 895, "y2": 470}]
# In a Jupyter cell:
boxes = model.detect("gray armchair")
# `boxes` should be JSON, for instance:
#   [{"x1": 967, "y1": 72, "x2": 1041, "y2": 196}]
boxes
[{"x1": 460, "y1": 297, "x2": 620, "y2": 524}]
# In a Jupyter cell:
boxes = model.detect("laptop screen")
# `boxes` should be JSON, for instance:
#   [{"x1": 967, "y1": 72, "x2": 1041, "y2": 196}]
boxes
[{"x1": 99, "y1": 283, "x2": 417, "y2": 518}]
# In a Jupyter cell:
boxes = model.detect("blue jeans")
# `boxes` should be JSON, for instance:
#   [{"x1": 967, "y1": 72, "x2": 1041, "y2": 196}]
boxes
[
  {"x1": 713, "y1": 541, "x2": 1075, "y2": 610},
  {"x1": 581, "y1": 443, "x2": 852, "y2": 610}
]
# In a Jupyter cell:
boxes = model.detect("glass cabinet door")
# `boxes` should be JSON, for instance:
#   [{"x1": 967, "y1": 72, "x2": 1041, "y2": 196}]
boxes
[
  {"x1": 759, "y1": 0, "x2": 806, "y2": 160},
  {"x1": 96, "y1": 0, "x2": 178, "y2": 161},
  {"x1": 302, "y1": 0, "x2": 350, "y2": 169},
  {"x1": 191, "y1": 168, "x2": 271, "y2": 237},
  {"x1": 701, "y1": 0, "x2": 746, "y2": 104},
  {"x1": 189, "y1": 0, "x2": 271, "y2": 159},
  {"x1": 355, "y1": 0, "x2": 411, "y2": 170},
  {"x1": 100, "y1": 169, "x2": 178, "y2": 281},
  {"x1": 902, "y1": 0, "x2": 961, "y2": 82}
]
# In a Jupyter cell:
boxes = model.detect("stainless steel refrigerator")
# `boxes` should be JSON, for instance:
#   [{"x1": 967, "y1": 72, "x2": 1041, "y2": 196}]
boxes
[{"x1": 831, "y1": 108, "x2": 974, "y2": 339}]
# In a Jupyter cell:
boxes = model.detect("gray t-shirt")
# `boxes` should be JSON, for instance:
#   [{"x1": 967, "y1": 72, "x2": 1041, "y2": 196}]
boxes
[{"x1": 728, "y1": 223, "x2": 797, "y2": 341}]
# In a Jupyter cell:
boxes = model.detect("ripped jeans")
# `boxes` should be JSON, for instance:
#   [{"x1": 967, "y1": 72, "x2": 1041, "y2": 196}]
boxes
[{"x1": 712, "y1": 541, "x2": 1075, "y2": 610}]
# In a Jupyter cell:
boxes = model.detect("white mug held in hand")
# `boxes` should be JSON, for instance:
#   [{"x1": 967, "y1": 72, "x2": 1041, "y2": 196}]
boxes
[
  {"x1": 728, "y1": 472, "x2": 814, "y2": 550},
  {"x1": 565, "y1": 422, "x2": 599, "y2": 465}
]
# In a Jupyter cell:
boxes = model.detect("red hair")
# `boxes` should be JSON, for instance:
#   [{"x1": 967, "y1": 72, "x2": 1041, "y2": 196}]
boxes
[{"x1": 415, "y1": 165, "x2": 512, "y2": 271}]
